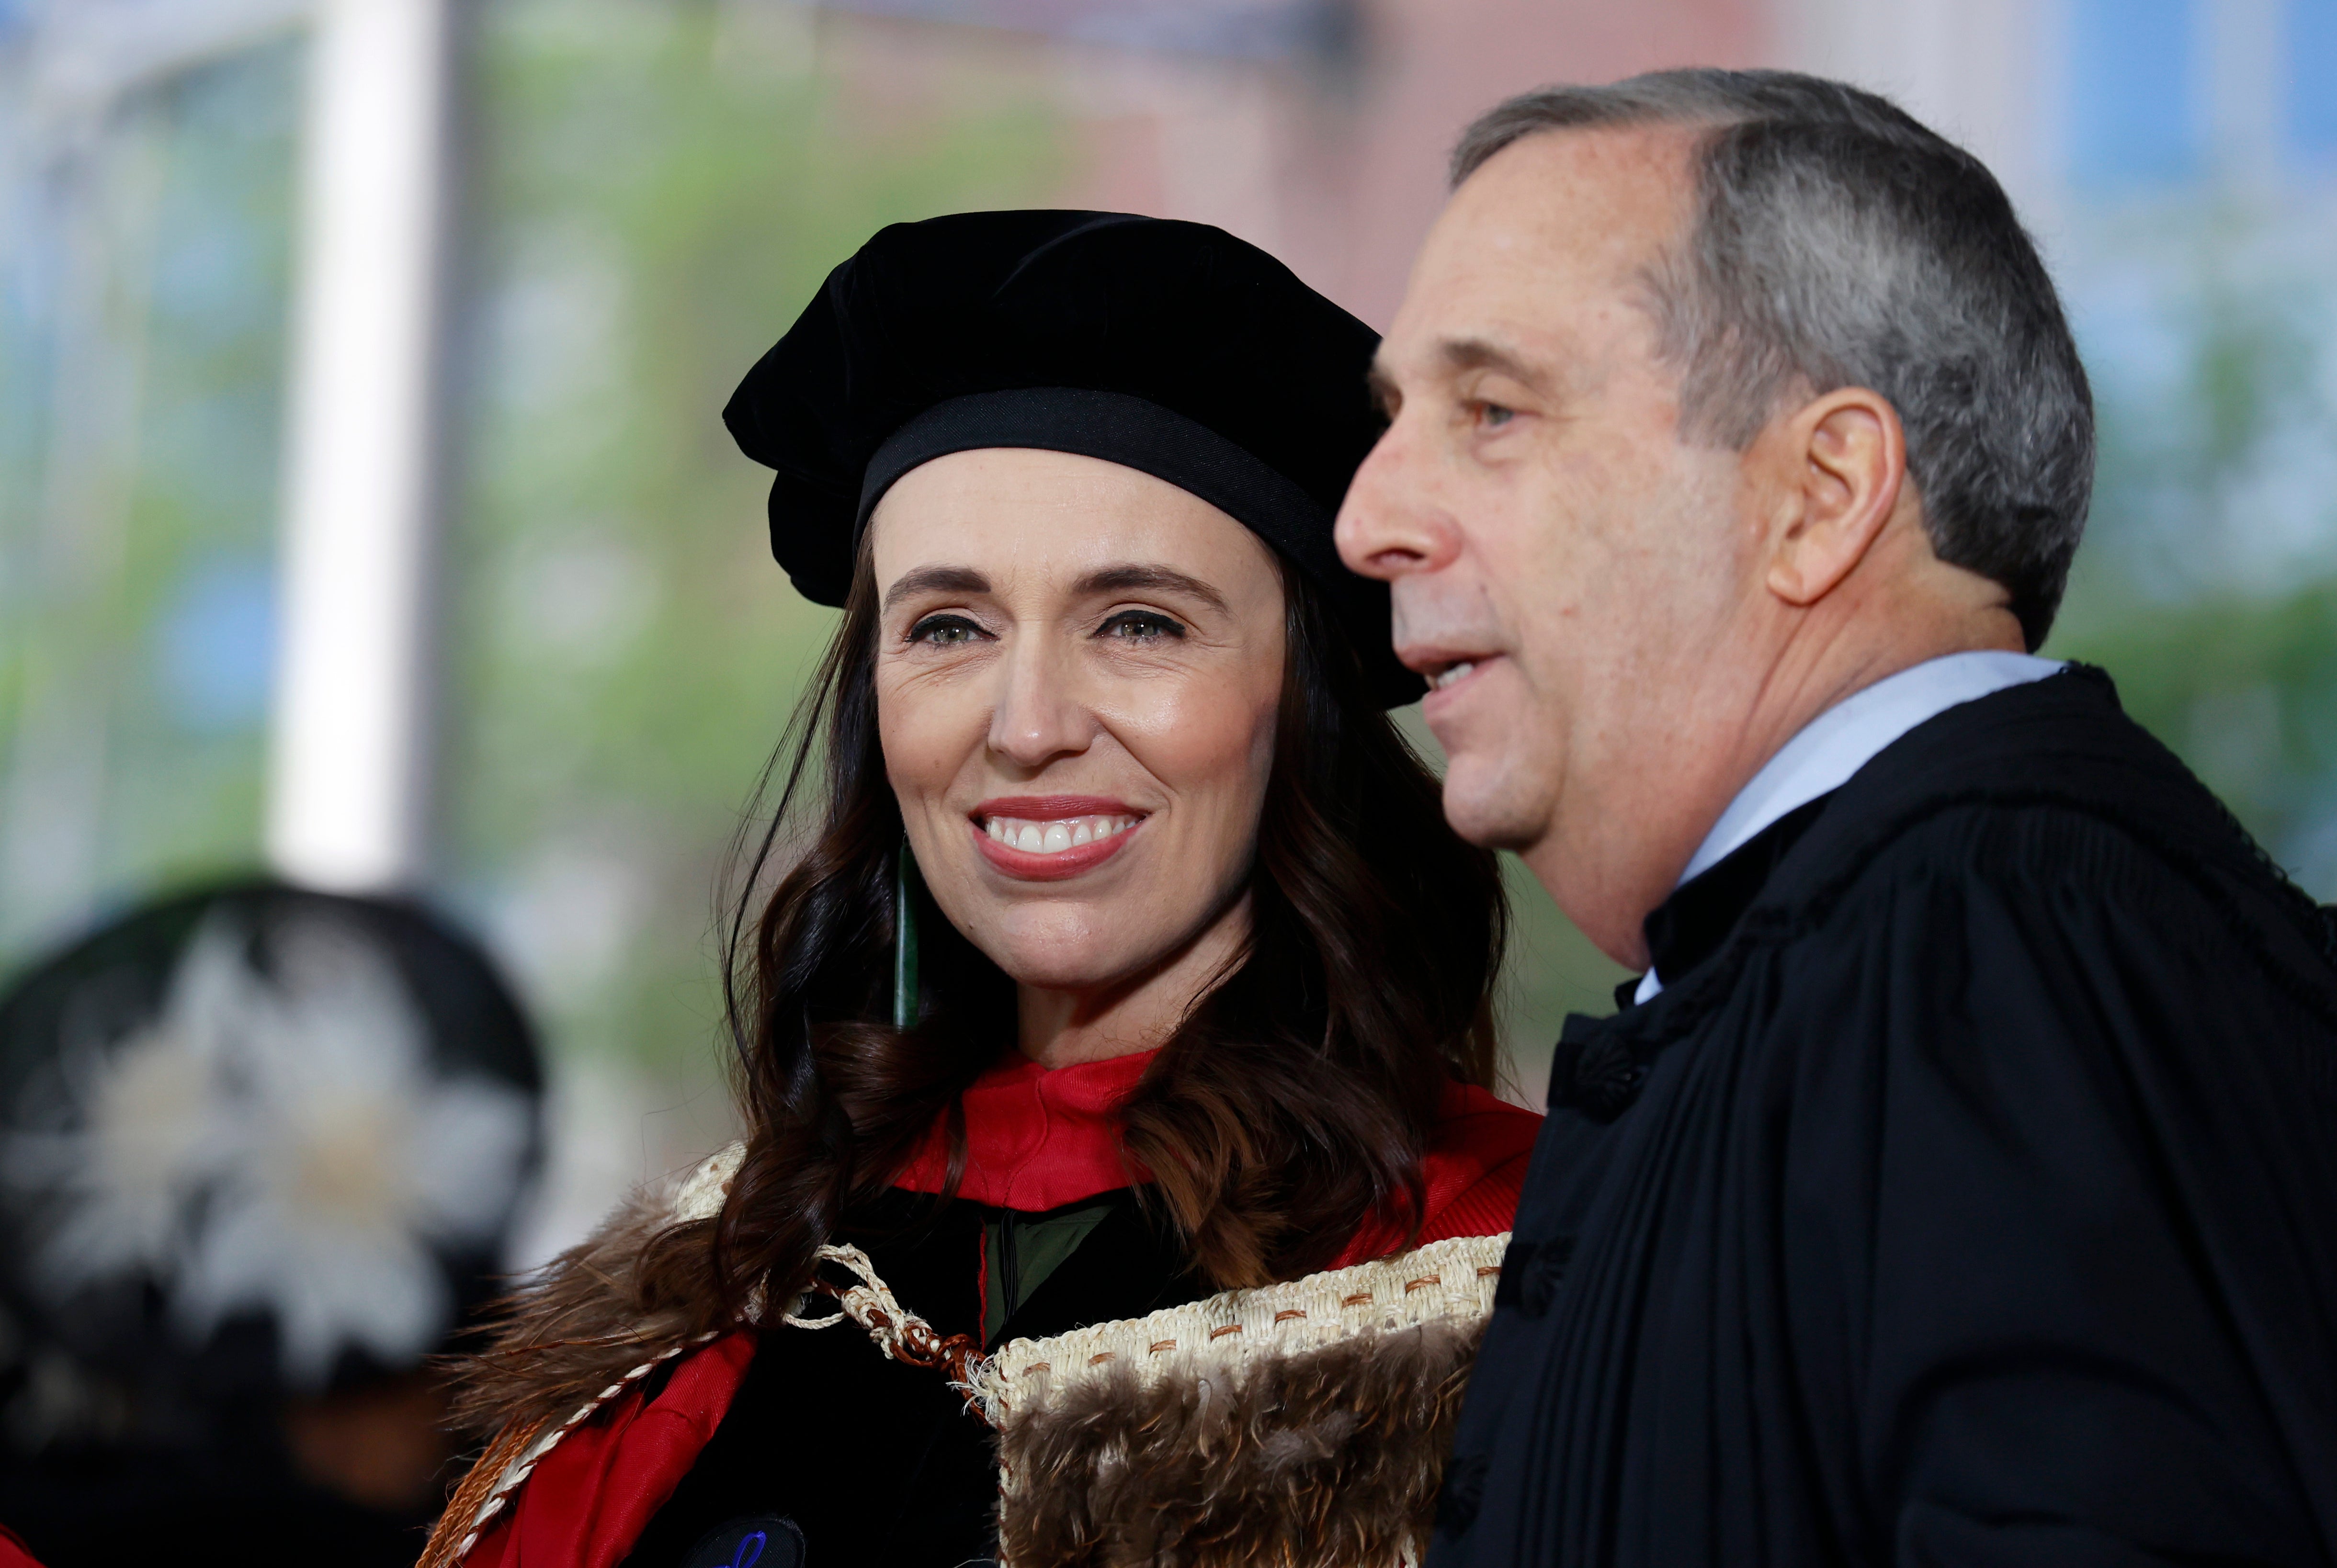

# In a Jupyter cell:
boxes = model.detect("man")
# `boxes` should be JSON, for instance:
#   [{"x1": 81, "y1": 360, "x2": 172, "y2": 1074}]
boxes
[{"x1": 1339, "y1": 69, "x2": 2337, "y2": 1565}]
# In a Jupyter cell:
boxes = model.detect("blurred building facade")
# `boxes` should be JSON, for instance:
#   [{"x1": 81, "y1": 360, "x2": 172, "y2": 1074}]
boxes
[{"x1": 5, "y1": 0, "x2": 2337, "y2": 1260}]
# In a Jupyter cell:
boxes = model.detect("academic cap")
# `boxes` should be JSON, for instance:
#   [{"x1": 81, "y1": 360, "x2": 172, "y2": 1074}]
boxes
[{"x1": 722, "y1": 210, "x2": 1422, "y2": 707}]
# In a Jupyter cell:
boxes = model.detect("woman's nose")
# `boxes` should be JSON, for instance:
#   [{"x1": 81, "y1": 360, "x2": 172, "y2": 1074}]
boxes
[{"x1": 986, "y1": 636, "x2": 1094, "y2": 769}]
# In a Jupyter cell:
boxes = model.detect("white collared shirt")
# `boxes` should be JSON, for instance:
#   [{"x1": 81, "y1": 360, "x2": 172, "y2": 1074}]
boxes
[{"x1": 1632, "y1": 651, "x2": 2065, "y2": 1004}]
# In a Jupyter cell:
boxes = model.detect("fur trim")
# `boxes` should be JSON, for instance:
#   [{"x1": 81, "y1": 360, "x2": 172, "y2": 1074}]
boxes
[
  {"x1": 447, "y1": 1143, "x2": 744, "y2": 1442},
  {"x1": 996, "y1": 1317, "x2": 1480, "y2": 1568},
  {"x1": 974, "y1": 1232, "x2": 1503, "y2": 1568}
]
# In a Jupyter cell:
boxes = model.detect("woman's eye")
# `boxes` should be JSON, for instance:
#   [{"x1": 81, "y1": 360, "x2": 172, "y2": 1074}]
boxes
[
  {"x1": 1477, "y1": 401, "x2": 1517, "y2": 429},
  {"x1": 908, "y1": 614, "x2": 986, "y2": 646},
  {"x1": 1098, "y1": 609, "x2": 1186, "y2": 642}
]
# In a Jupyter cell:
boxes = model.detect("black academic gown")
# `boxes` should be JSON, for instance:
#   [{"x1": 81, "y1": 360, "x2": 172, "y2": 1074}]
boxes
[{"x1": 1436, "y1": 665, "x2": 2337, "y2": 1568}]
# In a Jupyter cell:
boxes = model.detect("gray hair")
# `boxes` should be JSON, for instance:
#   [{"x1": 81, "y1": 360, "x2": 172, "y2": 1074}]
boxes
[{"x1": 1452, "y1": 69, "x2": 2093, "y2": 649}]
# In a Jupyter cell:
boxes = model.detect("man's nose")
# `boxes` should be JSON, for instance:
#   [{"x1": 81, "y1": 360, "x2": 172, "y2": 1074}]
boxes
[
  {"x1": 987, "y1": 635, "x2": 1093, "y2": 770},
  {"x1": 1335, "y1": 415, "x2": 1463, "y2": 581}
]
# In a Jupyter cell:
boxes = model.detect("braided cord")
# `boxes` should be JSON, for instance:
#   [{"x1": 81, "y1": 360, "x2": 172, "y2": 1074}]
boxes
[{"x1": 416, "y1": 1329, "x2": 722, "y2": 1567}]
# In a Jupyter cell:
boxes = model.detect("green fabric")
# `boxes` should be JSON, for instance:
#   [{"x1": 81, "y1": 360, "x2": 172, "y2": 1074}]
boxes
[{"x1": 983, "y1": 1195, "x2": 1119, "y2": 1344}]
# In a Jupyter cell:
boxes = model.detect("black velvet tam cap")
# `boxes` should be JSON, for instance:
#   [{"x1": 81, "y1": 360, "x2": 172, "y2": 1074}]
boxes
[{"x1": 722, "y1": 210, "x2": 1421, "y2": 706}]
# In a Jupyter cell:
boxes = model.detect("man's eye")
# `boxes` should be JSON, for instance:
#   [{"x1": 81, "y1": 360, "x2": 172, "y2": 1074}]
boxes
[
  {"x1": 1477, "y1": 401, "x2": 1517, "y2": 429},
  {"x1": 908, "y1": 614, "x2": 986, "y2": 646},
  {"x1": 1098, "y1": 609, "x2": 1186, "y2": 642}
]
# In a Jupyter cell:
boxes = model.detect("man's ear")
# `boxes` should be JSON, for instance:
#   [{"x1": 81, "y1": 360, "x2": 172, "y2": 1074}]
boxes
[{"x1": 1762, "y1": 387, "x2": 1909, "y2": 607}]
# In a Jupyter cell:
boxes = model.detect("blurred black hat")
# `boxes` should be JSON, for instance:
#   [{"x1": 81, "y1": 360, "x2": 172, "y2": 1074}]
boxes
[
  {"x1": 723, "y1": 210, "x2": 1421, "y2": 707},
  {"x1": 0, "y1": 882, "x2": 545, "y2": 1564},
  {"x1": 0, "y1": 880, "x2": 543, "y2": 1422}
]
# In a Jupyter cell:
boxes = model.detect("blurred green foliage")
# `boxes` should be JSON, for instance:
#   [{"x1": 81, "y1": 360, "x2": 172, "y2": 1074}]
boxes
[
  {"x1": 2052, "y1": 202, "x2": 2337, "y2": 896},
  {"x1": 0, "y1": 40, "x2": 297, "y2": 955},
  {"x1": 2060, "y1": 582, "x2": 2337, "y2": 876},
  {"x1": 110, "y1": 45, "x2": 298, "y2": 881}
]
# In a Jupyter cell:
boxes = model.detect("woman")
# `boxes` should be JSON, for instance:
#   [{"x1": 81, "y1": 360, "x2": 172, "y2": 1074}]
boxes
[{"x1": 423, "y1": 212, "x2": 1540, "y2": 1568}]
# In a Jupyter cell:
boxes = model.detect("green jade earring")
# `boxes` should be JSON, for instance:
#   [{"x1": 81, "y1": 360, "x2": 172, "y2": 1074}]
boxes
[{"x1": 893, "y1": 837, "x2": 922, "y2": 1028}]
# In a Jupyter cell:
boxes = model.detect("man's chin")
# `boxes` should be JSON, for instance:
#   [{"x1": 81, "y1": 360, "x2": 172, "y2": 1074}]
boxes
[{"x1": 1437, "y1": 759, "x2": 1550, "y2": 853}]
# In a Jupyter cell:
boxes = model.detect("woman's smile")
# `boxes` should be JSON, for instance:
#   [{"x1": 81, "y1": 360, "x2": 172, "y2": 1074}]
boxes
[{"x1": 974, "y1": 794, "x2": 1147, "y2": 881}]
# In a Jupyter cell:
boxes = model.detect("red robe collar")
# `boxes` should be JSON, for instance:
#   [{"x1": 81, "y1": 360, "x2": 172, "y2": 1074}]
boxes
[
  {"x1": 890, "y1": 1048, "x2": 1158, "y2": 1211},
  {"x1": 888, "y1": 1048, "x2": 1543, "y2": 1253}
]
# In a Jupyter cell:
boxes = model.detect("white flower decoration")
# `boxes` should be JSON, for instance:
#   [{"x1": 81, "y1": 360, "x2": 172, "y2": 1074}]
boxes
[{"x1": 6, "y1": 911, "x2": 534, "y2": 1386}]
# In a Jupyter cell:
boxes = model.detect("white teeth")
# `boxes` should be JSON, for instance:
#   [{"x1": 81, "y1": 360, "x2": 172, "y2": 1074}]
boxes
[
  {"x1": 1435, "y1": 661, "x2": 1476, "y2": 690},
  {"x1": 982, "y1": 814, "x2": 1138, "y2": 855}
]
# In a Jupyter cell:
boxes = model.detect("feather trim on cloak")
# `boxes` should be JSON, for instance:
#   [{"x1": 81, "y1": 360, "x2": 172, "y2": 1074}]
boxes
[{"x1": 445, "y1": 1144, "x2": 742, "y2": 1444}]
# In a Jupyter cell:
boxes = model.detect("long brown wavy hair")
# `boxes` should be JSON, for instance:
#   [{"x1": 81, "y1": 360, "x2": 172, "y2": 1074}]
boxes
[{"x1": 635, "y1": 540, "x2": 1506, "y2": 1326}]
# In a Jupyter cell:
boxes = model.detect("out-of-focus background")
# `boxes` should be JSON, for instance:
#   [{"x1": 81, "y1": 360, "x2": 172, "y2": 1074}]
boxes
[{"x1": 4, "y1": 0, "x2": 2335, "y2": 1270}]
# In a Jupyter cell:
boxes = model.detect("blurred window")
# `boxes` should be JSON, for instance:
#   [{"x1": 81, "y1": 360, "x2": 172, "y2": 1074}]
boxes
[
  {"x1": 2289, "y1": 0, "x2": 2337, "y2": 167},
  {"x1": 2066, "y1": 0, "x2": 2199, "y2": 190},
  {"x1": 0, "y1": 32, "x2": 298, "y2": 961}
]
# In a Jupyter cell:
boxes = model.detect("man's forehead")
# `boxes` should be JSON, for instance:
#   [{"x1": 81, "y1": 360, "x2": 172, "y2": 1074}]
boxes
[
  {"x1": 1459, "y1": 121, "x2": 1701, "y2": 243},
  {"x1": 1384, "y1": 122, "x2": 1698, "y2": 373}
]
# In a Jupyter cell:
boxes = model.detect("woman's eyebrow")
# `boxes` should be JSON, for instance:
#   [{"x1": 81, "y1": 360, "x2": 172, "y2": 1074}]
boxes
[
  {"x1": 1078, "y1": 564, "x2": 1230, "y2": 614},
  {"x1": 882, "y1": 565, "x2": 990, "y2": 611}
]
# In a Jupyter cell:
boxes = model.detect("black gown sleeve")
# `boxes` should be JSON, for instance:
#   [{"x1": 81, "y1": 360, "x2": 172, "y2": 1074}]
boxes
[{"x1": 1775, "y1": 806, "x2": 2337, "y2": 1566}]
